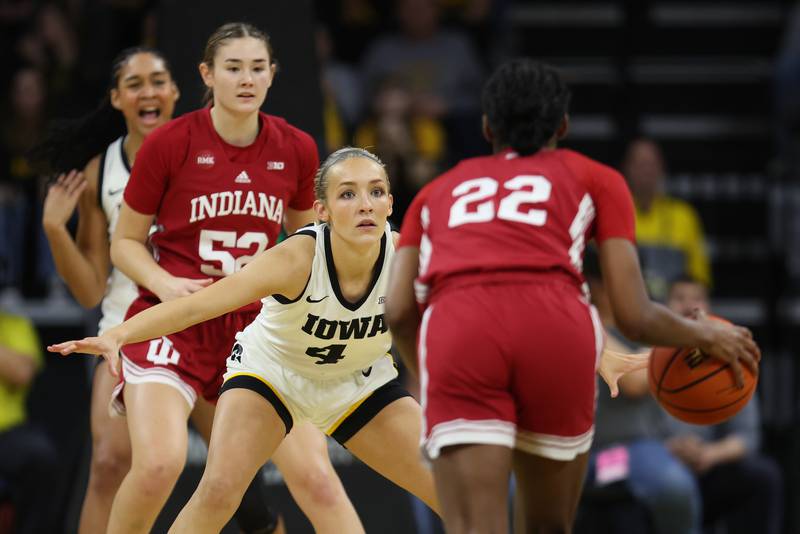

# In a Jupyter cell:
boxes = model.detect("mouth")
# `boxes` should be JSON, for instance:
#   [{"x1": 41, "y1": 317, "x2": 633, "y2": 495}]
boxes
[
  {"x1": 356, "y1": 220, "x2": 377, "y2": 230},
  {"x1": 138, "y1": 107, "x2": 161, "y2": 125},
  {"x1": 237, "y1": 92, "x2": 256, "y2": 101}
]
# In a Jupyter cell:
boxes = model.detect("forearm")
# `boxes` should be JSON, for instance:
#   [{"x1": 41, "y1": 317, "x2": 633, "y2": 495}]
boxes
[
  {"x1": 109, "y1": 295, "x2": 207, "y2": 346},
  {"x1": 44, "y1": 225, "x2": 105, "y2": 307},
  {"x1": 621, "y1": 301, "x2": 712, "y2": 350},
  {"x1": 111, "y1": 237, "x2": 170, "y2": 293}
]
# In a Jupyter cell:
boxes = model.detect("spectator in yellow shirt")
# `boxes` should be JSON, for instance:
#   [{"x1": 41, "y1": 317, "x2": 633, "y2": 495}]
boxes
[
  {"x1": 622, "y1": 138, "x2": 711, "y2": 301},
  {"x1": 0, "y1": 310, "x2": 56, "y2": 534}
]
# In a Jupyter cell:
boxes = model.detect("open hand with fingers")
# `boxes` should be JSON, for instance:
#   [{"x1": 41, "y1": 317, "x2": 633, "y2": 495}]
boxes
[
  {"x1": 598, "y1": 348, "x2": 650, "y2": 398},
  {"x1": 42, "y1": 170, "x2": 87, "y2": 231},
  {"x1": 48, "y1": 332, "x2": 122, "y2": 377}
]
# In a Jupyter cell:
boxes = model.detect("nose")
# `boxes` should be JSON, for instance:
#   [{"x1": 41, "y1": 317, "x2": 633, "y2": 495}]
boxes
[
  {"x1": 358, "y1": 192, "x2": 374, "y2": 213},
  {"x1": 241, "y1": 68, "x2": 254, "y2": 86},
  {"x1": 141, "y1": 82, "x2": 156, "y2": 98}
]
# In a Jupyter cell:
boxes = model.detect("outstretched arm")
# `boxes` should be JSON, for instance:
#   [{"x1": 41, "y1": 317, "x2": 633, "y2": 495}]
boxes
[{"x1": 50, "y1": 236, "x2": 314, "y2": 375}]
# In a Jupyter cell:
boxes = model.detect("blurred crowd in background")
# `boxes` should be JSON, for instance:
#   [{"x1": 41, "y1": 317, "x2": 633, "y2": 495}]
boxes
[{"x1": 2, "y1": 0, "x2": 800, "y2": 532}]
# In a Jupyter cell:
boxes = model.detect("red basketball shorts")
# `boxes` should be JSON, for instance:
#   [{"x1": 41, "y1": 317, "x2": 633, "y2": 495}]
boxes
[
  {"x1": 111, "y1": 296, "x2": 258, "y2": 415},
  {"x1": 419, "y1": 278, "x2": 603, "y2": 461}
]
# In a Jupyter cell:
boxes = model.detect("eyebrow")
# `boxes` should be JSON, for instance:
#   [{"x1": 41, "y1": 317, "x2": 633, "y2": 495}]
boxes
[
  {"x1": 223, "y1": 58, "x2": 268, "y2": 63},
  {"x1": 337, "y1": 179, "x2": 387, "y2": 187},
  {"x1": 122, "y1": 70, "x2": 168, "y2": 83}
]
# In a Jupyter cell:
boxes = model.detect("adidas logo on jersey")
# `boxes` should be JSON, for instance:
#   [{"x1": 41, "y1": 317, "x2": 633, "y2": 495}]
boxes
[
  {"x1": 234, "y1": 171, "x2": 251, "y2": 184},
  {"x1": 267, "y1": 161, "x2": 285, "y2": 170}
]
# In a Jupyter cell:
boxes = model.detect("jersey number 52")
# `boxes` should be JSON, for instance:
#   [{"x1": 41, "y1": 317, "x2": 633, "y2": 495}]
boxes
[{"x1": 198, "y1": 230, "x2": 269, "y2": 276}]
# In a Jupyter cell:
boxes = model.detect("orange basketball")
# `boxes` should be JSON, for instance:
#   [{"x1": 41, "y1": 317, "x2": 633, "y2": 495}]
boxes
[{"x1": 648, "y1": 319, "x2": 757, "y2": 425}]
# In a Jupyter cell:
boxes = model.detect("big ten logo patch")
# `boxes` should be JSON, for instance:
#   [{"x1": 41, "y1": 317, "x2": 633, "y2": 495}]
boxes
[{"x1": 145, "y1": 337, "x2": 181, "y2": 366}]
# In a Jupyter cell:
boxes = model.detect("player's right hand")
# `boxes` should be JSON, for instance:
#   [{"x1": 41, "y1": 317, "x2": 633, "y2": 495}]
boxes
[
  {"x1": 698, "y1": 315, "x2": 760, "y2": 389},
  {"x1": 48, "y1": 335, "x2": 122, "y2": 377},
  {"x1": 42, "y1": 170, "x2": 86, "y2": 230},
  {"x1": 153, "y1": 275, "x2": 214, "y2": 302}
]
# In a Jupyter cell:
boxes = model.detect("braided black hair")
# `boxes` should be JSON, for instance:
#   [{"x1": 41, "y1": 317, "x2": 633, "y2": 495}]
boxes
[
  {"x1": 31, "y1": 47, "x2": 172, "y2": 175},
  {"x1": 482, "y1": 59, "x2": 571, "y2": 156}
]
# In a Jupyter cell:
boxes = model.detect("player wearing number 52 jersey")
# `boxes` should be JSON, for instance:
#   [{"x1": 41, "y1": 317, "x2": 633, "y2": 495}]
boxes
[{"x1": 114, "y1": 105, "x2": 317, "y2": 410}]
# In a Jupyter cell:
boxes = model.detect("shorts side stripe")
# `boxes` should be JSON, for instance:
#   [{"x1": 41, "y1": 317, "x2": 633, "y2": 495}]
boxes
[
  {"x1": 424, "y1": 418, "x2": 516, "y2": 460},
  {"x1": 329, "y1": 378, "x2": 411, "y2": 445},
  {"x1": 221, "y1": 373, "x2": 294, "y2": 435}
]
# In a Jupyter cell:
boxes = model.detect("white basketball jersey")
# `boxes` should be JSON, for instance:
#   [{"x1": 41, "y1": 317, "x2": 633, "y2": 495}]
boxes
[
  {"x1": 97, "y1": 137, "x2": 139, "y2": 334},
  {"x1": 237, "y1": 222, "x2": 394, "y2": 379}
]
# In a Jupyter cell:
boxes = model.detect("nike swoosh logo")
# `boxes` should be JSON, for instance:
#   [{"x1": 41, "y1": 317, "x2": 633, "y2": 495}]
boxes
[
  {"x1": 361, "y1": 367, "x2": 372, "y2": 377},
  {"x1": 306, "y1": 296, "x2": 328, "y2": 303},
  {"x1": 108, "y1": 187, "x2": 125, "y2": 196}
]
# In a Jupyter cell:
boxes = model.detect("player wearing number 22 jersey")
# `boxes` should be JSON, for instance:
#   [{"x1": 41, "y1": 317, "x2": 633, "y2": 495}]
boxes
[
  {"x1": 112, "y1": 107, "x2": 318, "y2": 413},
  {"x1": 398, "y1": 147, "x2": 635, "y2": 460}
]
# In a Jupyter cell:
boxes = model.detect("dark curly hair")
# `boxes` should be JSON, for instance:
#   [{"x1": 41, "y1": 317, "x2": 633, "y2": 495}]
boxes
[
  {"x1": 31, "y1": 47, "x2": 173, "y2": 176},
  {"x1": 481, "y1": 59, "x2": 571, "y2": 156}
]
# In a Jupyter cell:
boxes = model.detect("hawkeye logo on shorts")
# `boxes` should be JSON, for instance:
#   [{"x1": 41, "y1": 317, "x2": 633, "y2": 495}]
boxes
[
  {"x1": 229, "y1": 343, "x2": 243, "y2": 363},
  {"x1": 301, "y1": 313, "x2": 388, "y2": 365}
]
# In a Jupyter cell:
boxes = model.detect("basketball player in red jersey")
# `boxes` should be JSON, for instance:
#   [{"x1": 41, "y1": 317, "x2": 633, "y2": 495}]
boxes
[
  {"x1": 386, "y1": 59, "x2": 760, "y2": 533},
  {"x1": 106, "y1": 23, "x2": 361, "y2": 533}
]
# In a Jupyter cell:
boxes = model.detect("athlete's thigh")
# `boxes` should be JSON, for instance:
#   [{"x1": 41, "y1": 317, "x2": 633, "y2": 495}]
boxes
[
  {"x1": 344, "y1": 397, "x2": 425, "y2": 482},
  {"x1": 512, "y1": 449, "x2": 589, "y2": 533},
  {"x1": 91, "y1": 361, "x2": 131, "y2": 455},
  {"x1": 433, "y1": 444, "x2": 513, "y2": 532},
  {"x1": 189, "y1": 395, "x2": 216, "y2": 443},
  {"x1": 123, "y1": 382, "x2": 192, "y2": 463},
  {"x1": 204, "y1": 388, "x2": 286, "y2": 487}
]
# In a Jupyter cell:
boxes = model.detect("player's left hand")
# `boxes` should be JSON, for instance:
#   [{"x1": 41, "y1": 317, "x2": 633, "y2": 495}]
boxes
[
  {"x1": 598, "y1": 348, "x2": 650, "y2": 398},
  {"x1": 48, "y1": 335, "x2": 122, "y2": 377}
]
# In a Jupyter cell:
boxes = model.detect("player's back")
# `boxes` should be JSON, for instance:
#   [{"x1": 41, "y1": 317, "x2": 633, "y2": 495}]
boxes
[{"x1": 416, "y1": 148, "x2": 632, "y2": 299}]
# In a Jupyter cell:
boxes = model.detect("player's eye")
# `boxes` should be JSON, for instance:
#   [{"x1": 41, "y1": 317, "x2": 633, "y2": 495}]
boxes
[
  {"x1": 340, "y1": 191, "x2": 355, "y2": 199},
  {"x1": 371, "y1": 187, "x2": 386, "y2": 197}
]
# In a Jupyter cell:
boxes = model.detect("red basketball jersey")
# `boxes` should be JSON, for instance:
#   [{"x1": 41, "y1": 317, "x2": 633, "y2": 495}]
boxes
[
  {"x1": 124, "y1": 108, "x2": 318, "y2": 309},
  {"x1": 398, "y1": 148, "x2": 636, "y2": 302}
]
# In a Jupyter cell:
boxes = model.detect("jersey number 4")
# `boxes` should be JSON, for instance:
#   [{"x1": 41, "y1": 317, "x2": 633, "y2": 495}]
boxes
[
  {"x1": 448, "y1": 175, "x2": 552, "y2": 228},
  {"x1": 198, "y1": 230, "x2": 269, "y2": 276}
]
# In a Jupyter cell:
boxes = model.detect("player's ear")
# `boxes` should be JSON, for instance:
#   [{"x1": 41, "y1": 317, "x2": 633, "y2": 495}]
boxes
[
  {"x1": 313, "y1": 199, "x2": 329, "y2": 222},
  {"x1": 198, "y1": 62, "x2": 213, "y2": 88},
  {"x1": 481, "y1": 114, "x2": 493, "y2": 144},
  {"x1": 110, "y1": 88, "x2": 122, "y2": 111}
]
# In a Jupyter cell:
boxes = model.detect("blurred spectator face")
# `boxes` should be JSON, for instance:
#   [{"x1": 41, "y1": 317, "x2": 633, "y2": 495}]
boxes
[
  {"x1": 667, "y1": 280, "x2": 710, "y2": 317},
  {"x1": 375, "y1": 83, "x2": 412, "y2": 118},
  {"x1": 111, "y1": 52, "x2": 179, "y2": 138},
  {"x1": 397, "y1": 0, "x2": 439, "y2": 39},
  {"x1": 12, "y1": 68, "x2": 46, "y2": 120},
  {"x1": 623, "y1": 139, "x2": 666, "y2": 205}
]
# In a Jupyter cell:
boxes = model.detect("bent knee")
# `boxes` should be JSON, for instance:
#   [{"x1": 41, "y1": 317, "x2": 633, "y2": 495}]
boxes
[
  {"x1": 89, "y1": 443, "x2": 131, "y2": 488},
  {"x1": 286, "y1": 462, "x2": 345, "y2": 509},
  {"x1": 196, "y1": 474, "x2": 246, "y2": 513},
  {"x1": 130, "y1": 454, "x2": 185, "y2": 497}
]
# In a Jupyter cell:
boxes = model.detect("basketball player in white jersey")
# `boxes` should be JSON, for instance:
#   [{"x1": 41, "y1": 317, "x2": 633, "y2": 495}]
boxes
[
  {"x1": 39, "y1": 47, "x2": 286, "y2": 533},
  {"x1": 48, "y1": 146, "x2": 649, "y2": 533},
  {"x1": 50, "y1": 147, "x2": 441, "y2": 532}
]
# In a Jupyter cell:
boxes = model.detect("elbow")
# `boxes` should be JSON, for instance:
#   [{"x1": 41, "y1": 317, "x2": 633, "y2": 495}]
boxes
[{"x1": 75, "y1": 287, "x2": 105, "y2": 309}]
